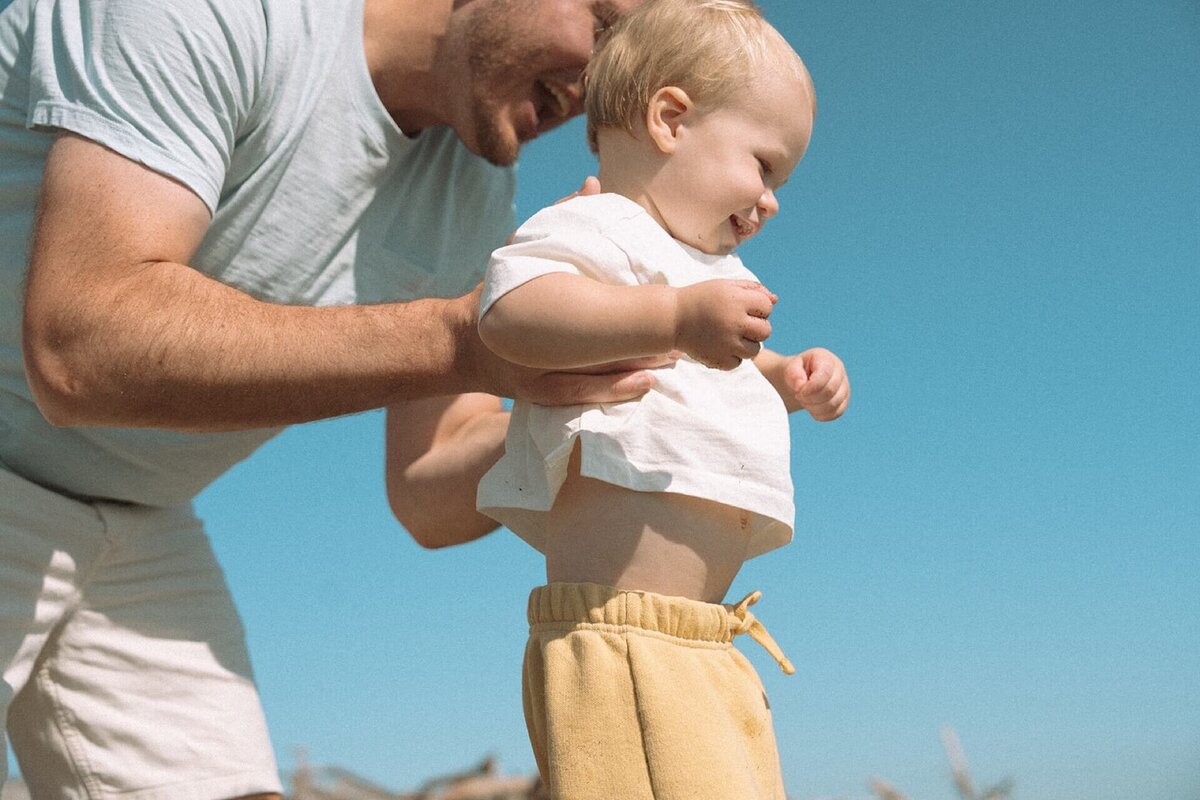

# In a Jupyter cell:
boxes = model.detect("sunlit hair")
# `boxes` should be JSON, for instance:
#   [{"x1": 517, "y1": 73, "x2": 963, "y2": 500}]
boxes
[{"x1": 584, "y1": 0, "x2": 814, "y2": 153}]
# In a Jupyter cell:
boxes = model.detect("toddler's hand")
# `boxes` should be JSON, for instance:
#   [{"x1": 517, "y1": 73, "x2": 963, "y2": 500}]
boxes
[
  {"x1": 675, "y1": 279, "x2": 776, "y2": 369},
  {"x1": 783, "y1": 347, "x2": 850, "y2": 421}
]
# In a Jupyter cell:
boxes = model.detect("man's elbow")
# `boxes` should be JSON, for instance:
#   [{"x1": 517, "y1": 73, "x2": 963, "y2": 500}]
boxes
[
  {"x1": 388, "y1": 497, "x2": 455, "y2": 549},
  {"x1": 388, "y1": 493, "x2": 497, "y2": 550},
  {"x1": 21, "y1": 327, "x2": 97, "y2": 427},
  {"x1": 404, "y1": 518, "x2": 456, "y2": 550}
]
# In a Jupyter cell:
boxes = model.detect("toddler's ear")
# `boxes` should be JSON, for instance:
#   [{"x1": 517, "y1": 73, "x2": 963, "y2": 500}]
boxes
[{"x1": 645, "y1": 86, "x2": 694, "y2": 155}]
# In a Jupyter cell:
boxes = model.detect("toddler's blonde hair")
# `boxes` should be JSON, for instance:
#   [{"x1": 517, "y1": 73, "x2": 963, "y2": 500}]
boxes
[{"x1": 585, "y1": 0, "x2": 813, "y2": 153}]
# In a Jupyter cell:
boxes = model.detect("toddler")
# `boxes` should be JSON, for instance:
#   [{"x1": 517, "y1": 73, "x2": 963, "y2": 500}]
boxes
[{"x1": 476, "y1": 1, "x2": 849, "y2": 797}]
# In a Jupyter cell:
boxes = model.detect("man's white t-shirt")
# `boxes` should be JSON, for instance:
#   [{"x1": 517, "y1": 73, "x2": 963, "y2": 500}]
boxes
[
  {"x1": 477, "y1": 193, "x2": 795, "y2": 560},
  {"x1": 0, "y1": 0, "x2": 516, "y2": 506}
]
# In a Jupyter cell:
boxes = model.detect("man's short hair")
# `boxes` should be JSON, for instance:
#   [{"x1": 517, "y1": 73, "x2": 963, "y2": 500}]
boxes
[{"x1": 584, "y1": 0, "x2": 812, "y2": 152}]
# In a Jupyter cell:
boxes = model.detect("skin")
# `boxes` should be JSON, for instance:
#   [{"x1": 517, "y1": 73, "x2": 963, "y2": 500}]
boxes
[
  {"x1": 479, "y1": 273, "x2": 777, "y2": 371},
  {"x1": 474, "y1": 62, "x2": 850, "y2": 603},
  {"x1": 15, "y1": 3, "x2": 844, "y2": 792},
  {"x1": 17, "y1": 2, "x2": 650, "y2": 798},
  {"x1": 367, "y1": 0, "x2": 640, "y2": 165},
  {"x1": 23, "y1": 0, "x2": 650, "y2": 431}
]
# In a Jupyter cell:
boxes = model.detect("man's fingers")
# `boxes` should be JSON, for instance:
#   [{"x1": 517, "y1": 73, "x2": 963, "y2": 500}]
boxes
[
  {"x1": 508, "y1": 348, "x2": 677, "y2": 406},
  {"x1": 554, "y1": 175, "x2": 602, "y2": 205},
  {"x1": 587, "y1": 369, "x2": 657, "y2": 401},
  {"x1": 560, "y1": 352, "x2": 680, "y2": 374},
  {"x1": 531, "y1": 369, "x2": 656, "y2": 405}
]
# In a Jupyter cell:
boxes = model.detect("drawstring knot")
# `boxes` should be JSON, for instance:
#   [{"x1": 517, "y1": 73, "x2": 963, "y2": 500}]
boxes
[{"x1": 726, "y1": 590, "x2": 795, "y2": 675}]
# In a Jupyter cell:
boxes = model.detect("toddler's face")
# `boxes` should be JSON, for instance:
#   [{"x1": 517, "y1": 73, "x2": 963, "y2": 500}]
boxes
[{"x1": 655, "y1": 70, "x2": 813, "y2": 255}]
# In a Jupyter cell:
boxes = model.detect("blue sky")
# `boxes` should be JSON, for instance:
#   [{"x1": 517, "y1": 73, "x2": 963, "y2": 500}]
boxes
[{"x1": 11, "y1": 1, "x2": 1199, "y2": 798}]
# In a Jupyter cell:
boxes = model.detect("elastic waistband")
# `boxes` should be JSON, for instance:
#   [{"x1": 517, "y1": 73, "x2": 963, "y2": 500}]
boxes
[{"x1": 528, "y1": 582, "x2": 795, "y2": 674}]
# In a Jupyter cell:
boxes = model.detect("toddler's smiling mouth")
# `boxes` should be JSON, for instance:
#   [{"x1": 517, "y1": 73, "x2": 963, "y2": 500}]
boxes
[{"x1": 731, "y1": 214, "x2": 758, "y2": 239}]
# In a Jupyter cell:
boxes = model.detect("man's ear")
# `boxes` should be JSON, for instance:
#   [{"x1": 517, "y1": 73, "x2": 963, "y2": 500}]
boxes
[{"x1": 645, "y1": 86, "x2": 694, "y2": 154}]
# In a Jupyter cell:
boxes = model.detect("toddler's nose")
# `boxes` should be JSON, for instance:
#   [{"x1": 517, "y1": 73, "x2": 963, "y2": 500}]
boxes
[{"x1": 757, "y1": 188, "x2": 779, "y2": 220}]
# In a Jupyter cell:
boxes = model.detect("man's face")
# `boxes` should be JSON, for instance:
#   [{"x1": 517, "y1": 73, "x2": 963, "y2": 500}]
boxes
[{"x1": 444, "y1": 0, "x2": 644, "y2": 166}]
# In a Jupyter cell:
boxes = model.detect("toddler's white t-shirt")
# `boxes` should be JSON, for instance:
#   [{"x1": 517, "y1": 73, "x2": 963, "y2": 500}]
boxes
[{"x1": 477, "y1": 193, "x2": 794, "y2": 560}]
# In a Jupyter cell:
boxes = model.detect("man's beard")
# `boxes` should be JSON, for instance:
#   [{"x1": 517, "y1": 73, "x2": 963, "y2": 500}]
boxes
[
  {"x1": 460, "y1": 0, "x2": 528, "y2": 166},
  {"x1": 469, "y1": 92, "x2": 519, "y2": 167}
]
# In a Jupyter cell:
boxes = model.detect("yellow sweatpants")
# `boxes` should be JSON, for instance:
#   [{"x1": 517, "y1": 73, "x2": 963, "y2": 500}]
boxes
[{"x1": 522, "y1": 582, "x2": 794, "y2": 800}]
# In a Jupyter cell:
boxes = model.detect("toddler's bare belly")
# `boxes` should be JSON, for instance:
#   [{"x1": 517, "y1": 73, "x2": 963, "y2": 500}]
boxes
[{"x1": 543, "y1": 457, "x2": 750, "y2": 604}]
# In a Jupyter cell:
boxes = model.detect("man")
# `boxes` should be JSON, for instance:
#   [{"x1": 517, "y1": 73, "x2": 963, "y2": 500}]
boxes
[{"x1": 0, "y1": 0, "x2": 651, "y2": 796}]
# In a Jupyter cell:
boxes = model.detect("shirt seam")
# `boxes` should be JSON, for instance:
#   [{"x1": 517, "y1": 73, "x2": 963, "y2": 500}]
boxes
[{"x1": 29, "y1": 101, "x2": 222, "y2": 213}]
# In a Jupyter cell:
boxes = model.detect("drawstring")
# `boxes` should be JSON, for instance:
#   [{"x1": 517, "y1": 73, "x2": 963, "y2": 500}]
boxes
[{"x1": 726, "y1": 591, "x2": 795, "y2": 675}]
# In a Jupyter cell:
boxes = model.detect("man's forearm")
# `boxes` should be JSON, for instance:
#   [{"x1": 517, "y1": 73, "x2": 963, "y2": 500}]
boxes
[
  {"x1": 23, "y1": 134, "x2": 664, "y2": 433},
  {"x1": 23, "y1": 258, "x2": 483, "y2": 432},
  {"x1": 23, "y1": 133, "x2": 493, "y2": 433}
]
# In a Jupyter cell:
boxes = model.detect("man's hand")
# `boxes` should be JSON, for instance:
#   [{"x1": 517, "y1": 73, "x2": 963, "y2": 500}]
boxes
[
  {"x1": 478, "y1": 348, "x2": 677, "y2": 407},
  {"x1": 520, "y1": 356, "x2": 677, "y2": 405},
  {"x1": 674, "y1": 279, "x2": 776, "y2": 370},
  {"x1": 460, "y1": 284, "x2": 675, "y2": 405},
  {"x1": 557, "y1": 175, "x2": 602, "y2": 203},
  {"x1": 779, "y1": 347, "x2": 851, "y2": 421}
]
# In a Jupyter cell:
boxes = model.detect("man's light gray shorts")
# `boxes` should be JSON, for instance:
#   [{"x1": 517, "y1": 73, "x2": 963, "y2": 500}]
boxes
[{"x1": 0, "y1": 467, "x2": 281, "y2": 799}]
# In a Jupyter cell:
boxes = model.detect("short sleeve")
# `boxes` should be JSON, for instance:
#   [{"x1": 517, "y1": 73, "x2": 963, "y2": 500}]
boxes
[
  {"x1": 479, "y1": 199, "x2": 634, "y2": 317},
  {"x1": 26, "y1": 0, "x2": 266, "y2": 212}
]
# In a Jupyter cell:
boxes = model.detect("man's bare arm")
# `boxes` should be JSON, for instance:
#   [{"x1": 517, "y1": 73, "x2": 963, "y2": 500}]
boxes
[
  {"x1": 21, "y1": 135, "x2": 653, "y2": 432},
  {"x1": 385, "y1": 393, "x2": 508, "y2": 548}
]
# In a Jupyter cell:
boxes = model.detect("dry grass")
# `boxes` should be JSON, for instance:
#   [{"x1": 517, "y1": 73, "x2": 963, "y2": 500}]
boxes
[
  {"x1": 289, "y1": 752, "x2": 543, "y2": 800},
  {"x1": 865, "y1": 727, "x2": 1013, "y2": 800},
  {"x1": 285, "y1": 724, "x2": 1012, "y2": 800}
]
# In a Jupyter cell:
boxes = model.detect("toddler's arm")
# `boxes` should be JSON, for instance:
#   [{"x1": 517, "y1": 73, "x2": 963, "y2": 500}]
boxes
[
  {"x1": 754, "y1": 347, "x2": 851, "y2": 421},
  {"x1": 479, "y1": 273, "x2": 776, "y2": 371}
]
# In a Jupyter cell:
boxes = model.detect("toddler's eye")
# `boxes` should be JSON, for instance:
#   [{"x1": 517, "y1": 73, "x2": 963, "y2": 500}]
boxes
[{"x1": 757, "y1": 158, "x2": 773, "y2": 175}]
